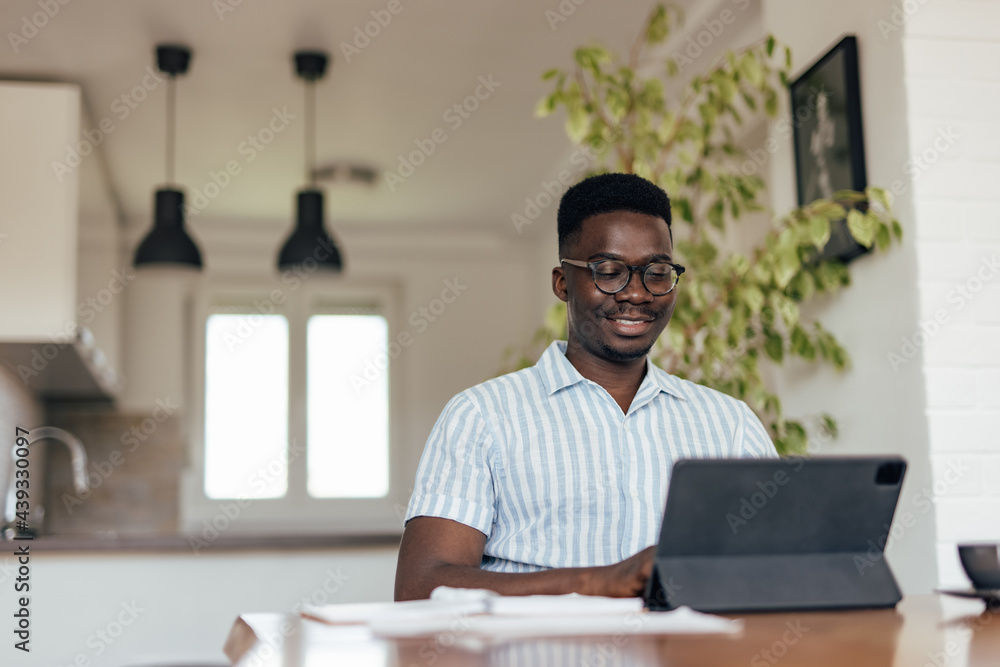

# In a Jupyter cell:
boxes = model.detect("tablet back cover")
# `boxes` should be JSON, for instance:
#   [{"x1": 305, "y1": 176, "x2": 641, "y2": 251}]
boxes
[{"x1": 645, "y1": 457, "x2": 906, "y2": 612}]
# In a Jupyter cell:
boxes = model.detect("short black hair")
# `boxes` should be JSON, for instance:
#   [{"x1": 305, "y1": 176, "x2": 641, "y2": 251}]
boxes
[{"x1": 557, "y1": 173, "x2": 672, "y2": 255}]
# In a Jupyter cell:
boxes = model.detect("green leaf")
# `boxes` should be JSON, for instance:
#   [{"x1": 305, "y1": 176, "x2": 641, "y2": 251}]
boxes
[
  {"x1": 774, "y1": 246, "x2": 799, "y2": 289},
  {"x1": 875, "y1": 224, "x2": 891, "y2": 252},
  {"x1": 716, "y1": 75, "x2": 737, "y2": 104},
  {"x1": 708, "y1": 200, "x2": 725, "y2": 229},
  {"x1": 534, "y1": 94, "x2": 558, "y2": 118},
  {"x1": 573, "y1": 46, "x2": 610, "y2": 73},
  {"x1": 832, "y1": 344, "x2": 849, "y2": 370},
  {"x1": 821, "y1": 414, "x2": 839, "y2": 438},
  {"x1": 645, "y1": 5, "x2": 670, "y2": 43},
  {"x1": 790, "y1": 324, "x2": 816, "y2": 360},
  {"x1": 815, "y1": 261, "x2": 849, "y2": 291},
  {"x1": 764, "y1": 333, "x2": 784, "y2": 362},
  {"x1": 698, "y1": 102, "x2": 718, "y2": 126},
  {"x1": 728, "y1": 308, "x2": 747, "y2": 345},
  {"x1": 640, "y1": 78, "x2": 664, "y2": 107},
  {"x1": 866, "y1": 186, "x2": 892, "y2": 211},
  {"x1": 542, "y1": 68, "x2": 561, "y2": 81},
  {"x1": 741, "y1": 53, "x2": 765, "y2": 88},
  {"x1": 675, "y1": 197, "x2": 693, "y2": 223},
  {"x1": 764, "y1": 90, "x2": 778, "y2": 116},
  {"x1": 790, "y1": 271, "x2": 815, "y2": 301},
  {"x1": 565, "y1": 106, "x2": 589, "y2": 143},
  {"x1": 784, "y1": 421, "x2": 807, "y2": 453},
  {"x1": 766, "y1": 36, "x2": 776, "y2": 57},
  {"x1": 772, "y1": 293, "x2": 799, "y2": 327},
  {"x1": 743, "y1": 285, "x2": 765, "y2": 314},
  {"x1": 846, "y1": 209, "x2": 876, "y2": 247},
  {"x1": 808, "y1": 216, "x2": 831, "y2": 248},
  {"x1": 706, "y1": 334, "x2": 726, "y2": 359},
  {"x1": 810, "y1": 200, "x2": 847, "y2": 220},
  {"x1": 784, "y1": 46, "x2": 792, "y2": 69}
]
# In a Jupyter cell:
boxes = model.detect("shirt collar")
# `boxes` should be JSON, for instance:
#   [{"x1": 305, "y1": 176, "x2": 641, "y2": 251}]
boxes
[{"x1": 537, "y1": 340, "x2": 689, "y2": 401}]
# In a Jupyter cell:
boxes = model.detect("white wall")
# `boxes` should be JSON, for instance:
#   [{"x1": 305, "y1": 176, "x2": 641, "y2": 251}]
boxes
[
  {"x1": 901, "y1": 0, "x2": 1000, "y2": 587},
  {"x1": 762, "y1": 0, "x2": 939, "y2": 593}
]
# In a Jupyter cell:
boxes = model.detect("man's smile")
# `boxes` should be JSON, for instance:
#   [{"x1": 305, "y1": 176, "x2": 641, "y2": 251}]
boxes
[
  {"x1": 602, "y1": 307, "x2": 661, "y2": 336},
  {"x1": 608, "y1": 318, "x2": 654, "y2": 336}
]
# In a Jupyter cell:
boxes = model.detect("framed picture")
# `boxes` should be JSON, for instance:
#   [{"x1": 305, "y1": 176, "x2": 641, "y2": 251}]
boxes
[{"x1": 789, "y1": 35, "x2": 868, "y2": 263}]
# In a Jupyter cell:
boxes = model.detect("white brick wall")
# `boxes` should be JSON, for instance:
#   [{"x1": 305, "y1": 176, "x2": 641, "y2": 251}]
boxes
[
  {"x1": 923, "y1": 369, "x2": 976, "y2": 408},
  {"x1": 905, "y1": 0, "x2": 1000, "y2": 588}
]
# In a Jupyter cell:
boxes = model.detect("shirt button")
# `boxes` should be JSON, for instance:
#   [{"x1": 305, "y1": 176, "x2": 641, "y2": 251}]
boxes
[{"x1": 629, "y1": 487, "x2": 639, "y2": 498}]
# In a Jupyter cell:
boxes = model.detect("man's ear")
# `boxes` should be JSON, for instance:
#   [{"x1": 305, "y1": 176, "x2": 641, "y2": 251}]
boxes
[{"x1": 552, "y1": 266, "x2": 569, "y2": 303}]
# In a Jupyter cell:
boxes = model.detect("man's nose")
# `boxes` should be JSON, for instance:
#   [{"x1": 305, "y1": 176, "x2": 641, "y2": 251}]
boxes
[{"x1": 615, "y1": 268, "x2": 653, "y2": 302}]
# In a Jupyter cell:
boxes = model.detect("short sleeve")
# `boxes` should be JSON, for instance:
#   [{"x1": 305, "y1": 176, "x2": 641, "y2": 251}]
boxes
[
  {"x1": 404, "y1": 393, "x2": 497, "y2": 536},
  {"x1": 737, "y1": 401, "x2": 779, "y2": 458}
]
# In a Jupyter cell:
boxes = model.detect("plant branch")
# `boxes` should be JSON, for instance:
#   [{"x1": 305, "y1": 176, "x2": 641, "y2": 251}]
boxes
[
  {"x1": 628, "y1": 10, "x2": 656, "y2": 71},
  {"x1": 574, "y1": 67, "x2": 633, "y2": 169}
]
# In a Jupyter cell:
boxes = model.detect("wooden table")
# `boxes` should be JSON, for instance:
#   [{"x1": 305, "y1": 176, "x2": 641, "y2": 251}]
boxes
[{"x1": 224, "y1": 594, "x2": 1000, "y2": 666}]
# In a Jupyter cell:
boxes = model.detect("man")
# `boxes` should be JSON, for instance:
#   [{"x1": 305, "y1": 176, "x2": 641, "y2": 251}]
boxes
[{"x1": 395, "y1": 173, "x2": 777, "y2": 601}]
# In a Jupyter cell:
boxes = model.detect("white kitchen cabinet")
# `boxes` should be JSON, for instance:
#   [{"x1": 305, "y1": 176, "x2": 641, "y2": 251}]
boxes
[{"x1": 0, "y1": 81, "x2": 120, "y2": 400}]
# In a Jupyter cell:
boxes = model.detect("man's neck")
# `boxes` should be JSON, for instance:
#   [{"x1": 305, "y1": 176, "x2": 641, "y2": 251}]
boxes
[{"x1": 563, "y1": 341, "x2": 648, "y2": 415}]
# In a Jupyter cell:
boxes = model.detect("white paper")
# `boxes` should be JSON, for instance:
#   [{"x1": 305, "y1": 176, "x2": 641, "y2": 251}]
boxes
[
  {"x1": 304, "y1": 587, "x2": 743, "y2": 639},
  {"x1": 303, "y1": 597, "x2": 487, "y2": 625},
  {"x1": 369, "y1": 605, "x2": 742, "y2": 638},
  {"x1": 489, "y1": 592, "x2": 644, "y2": 617}
]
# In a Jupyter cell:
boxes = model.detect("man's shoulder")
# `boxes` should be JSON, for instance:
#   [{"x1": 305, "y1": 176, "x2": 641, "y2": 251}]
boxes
[
  {"x1": 648, "y1": 364, "x2": 747, "y2": 410},
  {"x1": 449, "y1": 364, "x2": 546, "y2": 411}
]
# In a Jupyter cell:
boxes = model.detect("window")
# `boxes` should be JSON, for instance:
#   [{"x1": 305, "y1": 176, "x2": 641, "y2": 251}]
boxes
[
  {"x1": 306, "y1": 313, "x2": 389, "y2": 498},
  {"x1": 184, "y1": 280, "x2": 403, "y2": 534},
  {"x1": 204, "y1": 313, "x2": 289, "y2": 499}
]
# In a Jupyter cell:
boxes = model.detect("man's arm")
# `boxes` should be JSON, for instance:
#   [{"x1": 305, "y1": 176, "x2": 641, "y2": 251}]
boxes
[{"x1": 394, "y1": 516, "x2": 654, "y2": 601}]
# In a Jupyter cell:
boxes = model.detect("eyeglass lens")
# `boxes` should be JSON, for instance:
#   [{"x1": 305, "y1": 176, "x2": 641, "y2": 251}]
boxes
[{"x1": 593, "y1": 261, "x2": 678, "y2": 295}]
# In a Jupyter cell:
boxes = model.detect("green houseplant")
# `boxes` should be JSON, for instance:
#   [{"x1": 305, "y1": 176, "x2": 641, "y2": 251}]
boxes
[{"x1": 505, "y1": 4, "x2": 902, "y2": 455}]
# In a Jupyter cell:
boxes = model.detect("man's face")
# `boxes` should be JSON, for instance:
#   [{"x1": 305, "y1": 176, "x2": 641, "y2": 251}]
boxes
[{"x1": 553, "y1": 211, "x2": 677, "y2": 363}]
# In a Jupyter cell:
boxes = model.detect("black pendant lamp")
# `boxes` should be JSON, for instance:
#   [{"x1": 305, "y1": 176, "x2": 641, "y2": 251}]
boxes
[
  {"x1": 134, "y1": 45, "x2": 203, "y2": 269},
  {"x1": 277, "y1": 50, "x2": 343, "y2": 273}
]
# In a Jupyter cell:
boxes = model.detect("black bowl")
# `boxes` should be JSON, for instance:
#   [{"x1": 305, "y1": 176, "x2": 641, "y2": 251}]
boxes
[{"x1": 958, "y1": 544, "x2": 1000, "y2": 590}]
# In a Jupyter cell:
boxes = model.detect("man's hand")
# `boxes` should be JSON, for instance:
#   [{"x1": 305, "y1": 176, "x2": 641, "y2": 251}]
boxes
[
  {"x1": 582, "y1": 545, "x2": 656, "y2": 598},
  {"x1": 395, "y1": 516, "x2": 656, "y2": 600}
]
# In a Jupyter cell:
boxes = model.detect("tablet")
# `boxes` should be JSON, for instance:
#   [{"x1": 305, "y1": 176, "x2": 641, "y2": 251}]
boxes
[{"x1": 643, "y1": 456, "x2": 907, "y2": 612}]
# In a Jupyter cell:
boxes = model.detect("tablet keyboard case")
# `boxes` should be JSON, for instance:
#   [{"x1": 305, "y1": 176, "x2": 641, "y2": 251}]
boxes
[{"x1": 644, "y1": 457, "x2": 906, "y2": 613}]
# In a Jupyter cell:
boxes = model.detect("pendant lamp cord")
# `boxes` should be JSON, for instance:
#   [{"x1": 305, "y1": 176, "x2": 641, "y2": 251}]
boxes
[
  {"x1": 305, "y1": 80, "x2": 315, "y2": 186},
  {"x1": 166, "y1": 75, "x2": 176, "y2": 185}
]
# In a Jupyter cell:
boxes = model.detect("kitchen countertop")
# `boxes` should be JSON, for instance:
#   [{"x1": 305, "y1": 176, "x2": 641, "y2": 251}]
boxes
[{"x1": 11, "y1": 531, "x2": 401, "y2": 553}]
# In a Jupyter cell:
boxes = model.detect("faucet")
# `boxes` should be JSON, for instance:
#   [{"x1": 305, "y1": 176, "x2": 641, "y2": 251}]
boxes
[{"x1": 3, "y1": 426, "x2": 89, "y2": 538}]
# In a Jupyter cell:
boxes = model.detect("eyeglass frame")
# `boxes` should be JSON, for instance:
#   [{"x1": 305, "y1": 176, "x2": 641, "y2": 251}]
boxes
[{"x1": 559, "y1": 258, "x2": 686, "y2": 296}]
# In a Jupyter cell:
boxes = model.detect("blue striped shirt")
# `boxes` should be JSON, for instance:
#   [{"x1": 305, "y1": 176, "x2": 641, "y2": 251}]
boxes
[{"x1": 406, "y1": 341, "x2": 777, "y2": 572}]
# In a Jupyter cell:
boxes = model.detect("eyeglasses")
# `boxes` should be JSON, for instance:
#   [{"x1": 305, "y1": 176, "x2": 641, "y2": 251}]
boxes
[{"x1": 560, "y1": 258, "x2": 685, "y2": 296}]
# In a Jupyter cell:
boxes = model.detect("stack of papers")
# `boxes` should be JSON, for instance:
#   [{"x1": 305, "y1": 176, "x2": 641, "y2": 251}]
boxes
[{"x1": 302, "y1": 587, "x2": 742, "y2": 639}]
